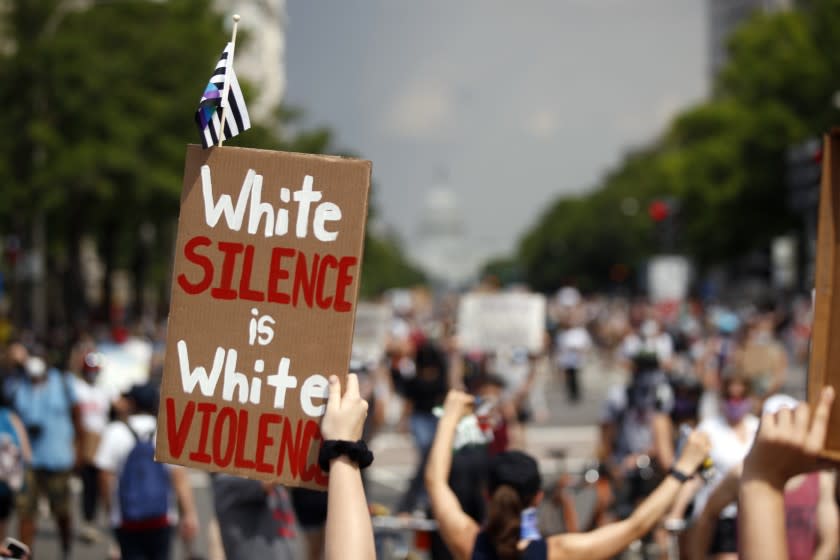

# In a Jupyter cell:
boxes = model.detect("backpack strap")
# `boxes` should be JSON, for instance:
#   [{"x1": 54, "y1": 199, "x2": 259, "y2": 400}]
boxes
[{"x1": 120, "y1": 419, "x2": 141, "y2": 443}]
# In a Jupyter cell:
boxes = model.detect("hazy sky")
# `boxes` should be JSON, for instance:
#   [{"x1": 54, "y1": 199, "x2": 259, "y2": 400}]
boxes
[{"x1": 284, "y1": 1, "x2": 708, "y2": 277}]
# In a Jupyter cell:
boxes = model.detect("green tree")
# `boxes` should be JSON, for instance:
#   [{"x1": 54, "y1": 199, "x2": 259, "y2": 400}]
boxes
[{"x1": 513, "y1": 1, "x2": 840, "y2": 292}]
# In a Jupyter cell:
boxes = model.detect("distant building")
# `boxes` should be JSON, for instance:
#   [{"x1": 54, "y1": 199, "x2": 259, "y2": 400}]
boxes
[
  {"x1": 215, "y1": 0, "x2": 287, "y2": 121},
  {"x1": 707, "y1": 0, "x2": 791, "y2": 78},
  {"x1": 412, "y1": 188, "x2": 473, "y2": 285}
]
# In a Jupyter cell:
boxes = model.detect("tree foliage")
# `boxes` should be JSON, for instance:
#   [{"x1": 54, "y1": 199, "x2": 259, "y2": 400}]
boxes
[
  {"x1": 512, "y1": 1, "x2": 840, "y2": 292},
  {"x1": 0, "y1": 0, "x2": 421, "y2": 326}
]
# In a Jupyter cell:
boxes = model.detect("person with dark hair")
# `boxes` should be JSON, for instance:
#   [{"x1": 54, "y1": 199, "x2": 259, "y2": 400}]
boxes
[
  {"x1": 426, "y1": 390, "x2": 710, "y2": 560},
  {"x1": 684, "y1": 373, "x2": 758, "y2": 560},
  {"x1": 393, "y1": 339, "x2": 449, "y2": 513},
  {"x1": 94, "y1": 384, "x2": 198, "y2": 560}
]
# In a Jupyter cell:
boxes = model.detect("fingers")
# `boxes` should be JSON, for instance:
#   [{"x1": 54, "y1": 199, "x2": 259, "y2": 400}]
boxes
[
  {"x1": 326, "y1": 375, "x2": 342, "y2": 413},
  {"x1": 346, "y1": 373, "x2": 361, "y2": 400},
  {"x1": 805, "y1": 386, "x2": 835, "y2": 453}
]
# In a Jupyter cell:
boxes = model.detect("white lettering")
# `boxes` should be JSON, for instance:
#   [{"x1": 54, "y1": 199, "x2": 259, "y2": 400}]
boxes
[
  {"x1": 201, "y1": 165, "x2": 253, "y2": 230},
  {"x1": 313, "y1": 202, "x2": 342, "y2": 242},
  {"x1": 267, "y1": 357, "x2": 298, "y2": 409},
  {"x1": 177, "y1": 340, "x2": 224, "y2": 396},
  {"x1": 293, "y1": 175, "x2": 322, "y2": 238},
  {"x1": 301, "y1": 374, "x2": 329, "y2": 417},
  {"x1": 221, "y1": 349, "x2": 249, "y2": 404}
]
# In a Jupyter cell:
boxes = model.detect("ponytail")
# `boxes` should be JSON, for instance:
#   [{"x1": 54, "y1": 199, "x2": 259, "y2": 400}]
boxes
[{"x1": 485, "y1": 484, "x2": 522, "y2": 560}]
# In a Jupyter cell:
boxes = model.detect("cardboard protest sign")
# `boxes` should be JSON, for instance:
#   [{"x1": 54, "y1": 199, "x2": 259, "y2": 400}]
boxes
[
  {"x1": 156, "y1": 145, "x2": 370, "y2": 489},
  {"x1": 351, "y1": 303, "x2": 391, "y2": 367},
  {"x1": 457, "y1": 293, "x2": 547, "y2": 354},
  {"x1": 808, "y1": 130, "x2": 840, "y2": 460}
]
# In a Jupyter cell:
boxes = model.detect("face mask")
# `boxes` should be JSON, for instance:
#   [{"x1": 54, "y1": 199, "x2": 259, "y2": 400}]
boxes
[
  {"x1": 723, "y1": 398, "x2": 752, "y2": 423},
  {"x1": 25, "y1": 357, "x2": 46, "y2": 380}
]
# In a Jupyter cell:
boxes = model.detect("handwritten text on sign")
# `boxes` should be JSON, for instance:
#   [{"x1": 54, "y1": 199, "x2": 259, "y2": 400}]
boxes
[{"x1": 157, "y1": 146, "x2": 371, "y2": 490}]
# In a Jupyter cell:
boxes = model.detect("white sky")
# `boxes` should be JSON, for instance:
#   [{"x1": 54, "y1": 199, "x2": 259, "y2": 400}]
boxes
[{"x1": 284, "y1": 1, "x2": 709, "y2": 276}]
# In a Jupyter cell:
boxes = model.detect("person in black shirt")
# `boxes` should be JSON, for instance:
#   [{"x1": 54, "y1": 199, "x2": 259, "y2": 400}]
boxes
[{"x1": 394, "y1": 339, "x2": 449, "y2": 514}]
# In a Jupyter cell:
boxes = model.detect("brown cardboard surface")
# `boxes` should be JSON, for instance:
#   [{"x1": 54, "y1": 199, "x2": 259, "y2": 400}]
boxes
[
  {"x1": 808, "y1": 130, "x2": 840, "y2": 457},
  {"x1": 156, "y1": 145, "x2": 370, "y2": 490}
]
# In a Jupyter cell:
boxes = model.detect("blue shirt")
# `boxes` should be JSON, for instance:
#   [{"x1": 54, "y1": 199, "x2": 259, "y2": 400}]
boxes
[{"x1": 14, "y1": 369, "x2": 77, "y2": 470}]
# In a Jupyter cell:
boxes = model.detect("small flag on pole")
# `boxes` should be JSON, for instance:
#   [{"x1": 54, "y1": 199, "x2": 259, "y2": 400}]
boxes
[{"x1": 195, "y1": 42, "x2": 250, "y2": 148}]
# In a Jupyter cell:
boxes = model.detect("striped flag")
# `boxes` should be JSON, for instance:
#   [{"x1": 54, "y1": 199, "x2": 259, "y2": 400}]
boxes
[{"x1": 195, "y1": 42, "x2": 251, "y2": 148}]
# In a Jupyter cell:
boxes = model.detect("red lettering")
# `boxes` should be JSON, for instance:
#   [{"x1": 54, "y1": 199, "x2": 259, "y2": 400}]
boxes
[
  {"x1": 165, "y1": 398, "x2": 195, "y2": 459},
  {"x1": 188, "y1": 402, "x2": 217, "y2": 464},
  {"x1": 334, "y1": 256, "x2": 357, "y2": 312},
  {"x1": 234, "y1": 409, "x2": 256, "y2": 469},
  {"x1": 211, "y1": 242, "x2": 244, "y2": 300},
  {"x1": 268, "y1": 247, "x2": 295, "y2": 304},
  {"x1": 256, "y1": 413, "x2": 282, "y2": 474},
  {"x1": 292, "y1": 252, "x2": 319, "y2": 308},
  {"x1": 177, "y1": 236, "x2": 213, "y2": 295},
  {"x1": 212, "y1": 406, "x2": 237, "y2": 468},
  {"x1": 301, "y1": 420, "x2": 329, "y2": 485},
  {"x1": 277, "y1": 418, "x2": 303, "y2": 478},
  {"x1": 238, "y1": 244, "x2": 265, "y2": 301},
  {"x1": 316, "y1": 254, "x2": 338, "y2": 309}
]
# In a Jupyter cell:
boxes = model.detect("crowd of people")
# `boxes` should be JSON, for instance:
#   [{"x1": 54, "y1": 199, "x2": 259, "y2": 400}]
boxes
[{"x1": 0, "y1": 285, "x2": 833, "y2": 560}]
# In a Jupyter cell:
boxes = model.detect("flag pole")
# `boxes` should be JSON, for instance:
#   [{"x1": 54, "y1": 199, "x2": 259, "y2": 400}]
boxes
[{"x1": 217, "y1": 13, "x2": 240, "y2": 148}]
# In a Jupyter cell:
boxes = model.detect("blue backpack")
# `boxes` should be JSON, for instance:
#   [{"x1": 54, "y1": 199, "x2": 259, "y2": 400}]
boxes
[{"x1": 118, "y1": 421, "x2": 170, "y2": 523}]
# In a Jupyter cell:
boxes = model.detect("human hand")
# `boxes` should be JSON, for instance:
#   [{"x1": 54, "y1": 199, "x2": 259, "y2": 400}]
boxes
[
  {"x1": 673, "y1": 430, "x2": 711, "y2": 475},
  {"x1": 321, "y1": 374, "x2": 369, "y2": 441},
  {"x1": 179, "y1": 510, "x2": 199, "y2": 542},
  {"x1": 441, "y1": 390, "x2": 474, "y2": 420},
  {"x1": 743, "y1": 386, "x2": 834, "y2": 489}
]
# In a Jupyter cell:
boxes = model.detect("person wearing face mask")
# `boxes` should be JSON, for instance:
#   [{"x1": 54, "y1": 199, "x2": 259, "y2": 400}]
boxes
[
  {"x1": 12, "y1": 352, "x2": 83, "y2": 560},
  {"x1": 687, "y1": 373, "x2": 759, "y2": 560},
  {"x1": 71, "y1": 351, "x2": 118, "y2": 543}
]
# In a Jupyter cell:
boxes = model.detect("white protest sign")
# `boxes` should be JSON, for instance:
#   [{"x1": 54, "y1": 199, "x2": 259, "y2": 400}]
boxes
[
  {"x1": 457, "y1": 293, "x2": 546, "y2": 353},
  {"x1": 351, "y1": 303, "x2": 391, "y2": 367}
]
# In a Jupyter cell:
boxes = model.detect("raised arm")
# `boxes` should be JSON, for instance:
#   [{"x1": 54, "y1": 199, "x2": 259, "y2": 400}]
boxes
[
  {"x1": 814, "y1": 471, "x2": 838, "y2": 560},
  {"x1": 688, "y1": 465, "x2": 741, "y2": 560},
  {"x1": 549, "y1": 429, "x2": 710, "y2": 560},
  {"x1": 323, "y1": 374, "x2": 375, "y2": 560},
  {"x1": 739, "y1": 387, "x2": 834, "y2": 560},
  {"x1": 425, "y1": 390, "x2": 480, "y2": 560}
]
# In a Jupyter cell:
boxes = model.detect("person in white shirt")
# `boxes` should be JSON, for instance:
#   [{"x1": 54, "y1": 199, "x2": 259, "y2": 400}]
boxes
[
  {"x1": 94, "y1": 384, "x2": 198, "y2": 560},
  {"x1": 72, "y1": 351, "x2": 117, "y2": 542},
  {"x1": 556, "y1": 321, "x2": 592, "y2": 403},
  {"x1": 681, "y1": 374, "x2": 758, "y2": 560}
]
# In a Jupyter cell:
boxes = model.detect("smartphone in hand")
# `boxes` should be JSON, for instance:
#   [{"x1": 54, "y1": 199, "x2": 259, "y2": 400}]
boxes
[{"x1": 1, "y1": 538, "x2": 29, "y2": 559}]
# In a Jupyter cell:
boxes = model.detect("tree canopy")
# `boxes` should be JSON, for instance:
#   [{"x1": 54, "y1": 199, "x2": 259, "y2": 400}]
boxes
[
  {"x1": 512, "y1": 0, "x2": 840, "y2": 293},
  {"x1": 0, "y1": 0, "x2": 422, "y2": 328}
]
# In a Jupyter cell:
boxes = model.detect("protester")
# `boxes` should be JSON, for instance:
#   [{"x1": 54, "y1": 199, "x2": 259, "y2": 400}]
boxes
[
  {"x1": 393, "y1": 339, "x2": 449, "y2": 513},
  {"x1": 72, "y1": 351, "x2": 116, "y2": 543},
  {"x1": 290, "y1": 488, "x2": 328, "y2": 560},
  {"x1": 12, "y1": 354, "x2": 81, "y2": 560},
  {"x1": 598, "y1": 352, "x2": 675, "y2": 522},
  {"x1": 426, "y1": 389, "x2": 710, "y2": 560},
  {"x1": 739, "y1": 386, "x2": 835, "y2": 560},
  {"x1": 688, "y1": 394, "x2": 839, "y2": 560},
  {"x1": 94, "y1": 383, "x2": 198, "y2": 560},
  {"x1": 212, "y1": 475, "x2": 297, "y2": 560},
  {"x1": 0, "y1": 388, "x2": 29, "y2": 543},
  {"x1": 555, "y1": 314, "x2": 592, "y2": 403},
  {"x1": 322, "y1": 373, "x2": 375, "y2": 560},
  {"x1": 680, "y1": 373, "x2": 759, "y2": 560},
  {"x1": 737, "y1": 305, "x2": 787, "y2": 401}
]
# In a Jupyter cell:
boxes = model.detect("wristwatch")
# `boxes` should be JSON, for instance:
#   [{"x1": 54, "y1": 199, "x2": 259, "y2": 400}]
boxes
[{"x1": 668, "y1": 467, "x2": 693, "y2": 483}]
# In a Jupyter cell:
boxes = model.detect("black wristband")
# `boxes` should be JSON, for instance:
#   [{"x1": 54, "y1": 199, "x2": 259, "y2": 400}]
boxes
[
  {"x1": 668, "y1": 467, "x2": 692, "y2": 483},
  {"x1": 318, "y1": 440, "x2": 374, "y2": 472}
]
